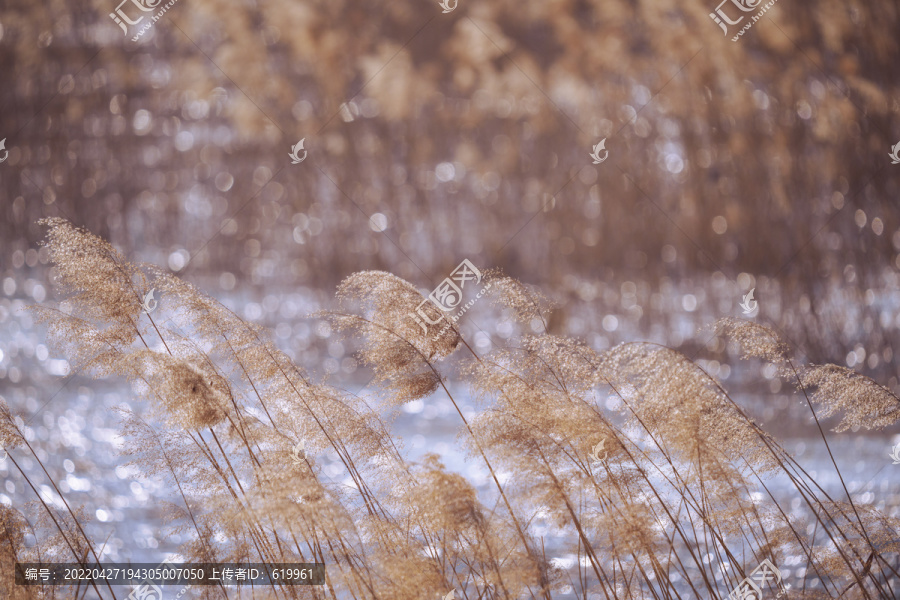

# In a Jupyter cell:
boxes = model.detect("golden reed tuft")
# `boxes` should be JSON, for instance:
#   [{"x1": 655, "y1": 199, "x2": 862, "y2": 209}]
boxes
[{"x1": 0, "y1": 220, "x2": 897, "y2": 599}]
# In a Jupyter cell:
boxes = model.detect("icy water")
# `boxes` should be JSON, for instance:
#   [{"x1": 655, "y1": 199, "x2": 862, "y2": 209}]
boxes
[
  {"x1": 1, "y1": 281, "x2": 899, "y2": 598},
  {"x1": 2, "y1": 376, "x2": 898, "y2": 597}
]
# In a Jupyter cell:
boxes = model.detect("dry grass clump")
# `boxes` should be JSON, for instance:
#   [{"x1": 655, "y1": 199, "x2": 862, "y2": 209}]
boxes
[
  {"x1": 715, "y1": 317, "x2": 792, "y2": 365},
  {"x1": 38, "y1": 218, "x2": 149, "y2": 348},
  {"x1": 0, "y1": 506, "x2": 30, "y2": 600},
  {"x1": 600, "y1": 341, "x2": 783, "y2": 474},
  {"x1": 481, "y1": 272, "x2": 555, "y2": 331},
  {"x1": 798, "y1": 364, "x2": 900, "y2": 432},
  {"x1": 330, "y1": 271, "x2": 460, "y2": 405},
  {"x1": 2, "y1": 220, "x2": 899, "y2": 599},
  {"x1": 0, "y1": 396, "x2": 24, "y2": 452},
  {"x1": 122, "y1": 351, "x2": 233, "y2": 429},
  {"x1": 717, "y1": 317, "x2": 900, "y2": 433}
]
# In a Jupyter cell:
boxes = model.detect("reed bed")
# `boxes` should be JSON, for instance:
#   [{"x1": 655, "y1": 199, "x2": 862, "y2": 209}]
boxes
[{"x1": 1, "y1": 218, "x2": 898, "y2": 599}]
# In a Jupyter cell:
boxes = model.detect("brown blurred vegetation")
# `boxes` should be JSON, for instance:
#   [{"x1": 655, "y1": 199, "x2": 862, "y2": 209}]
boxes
[{"x1": 1, "y1": 0, "x2": 899, "y2": 368}]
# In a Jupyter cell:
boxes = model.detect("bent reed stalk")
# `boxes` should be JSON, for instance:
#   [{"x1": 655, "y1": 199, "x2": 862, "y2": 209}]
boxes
[{"x1": 1, "y1": 219, "x2": 898, "y2": 600}]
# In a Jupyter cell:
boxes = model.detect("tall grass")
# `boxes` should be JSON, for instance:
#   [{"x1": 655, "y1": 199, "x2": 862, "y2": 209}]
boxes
[{"x1": 1, "y1": 218, "x2": 898, "y2": 599}]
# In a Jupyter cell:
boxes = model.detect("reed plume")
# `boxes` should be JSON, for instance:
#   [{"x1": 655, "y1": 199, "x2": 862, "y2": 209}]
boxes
[{"x1": 1, "y1": 220, "x2": 897, "y2": 599}]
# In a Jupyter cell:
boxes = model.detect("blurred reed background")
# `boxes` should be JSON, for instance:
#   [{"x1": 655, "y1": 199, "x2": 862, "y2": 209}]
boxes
[
  {"x1": 1, "y1": 0, "x2": 899, "y2": 368},
  {"x1": 0, "y1": 0, "x2": 899, "y2": 592}
]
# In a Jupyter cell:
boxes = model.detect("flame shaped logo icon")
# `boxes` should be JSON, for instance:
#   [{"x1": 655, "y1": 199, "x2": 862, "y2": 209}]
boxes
[
  {"x1": 890, "y1": 443, "x2": 900, "y2": 465},
  {"x1": 740, "y1": 288, "x2": 758, "y2": 316},
  {"x1": 289, "y1": 139, "x2": 307, "y2": 164},
  {"x1": 590, "y1": 139, "x2": 609, "y2": 164},
  {"x1": 889, "y1": 141, "x2": 900, "y2": 165},
  {"x1": 291, "y1": 441, "x2": 306, "y2": 465},
  {"x1": 0, "y1": 139, "x2": 8, "y2": 164},
  {"x1": 438, "y1": 0, "x2": 458, "y2": 13},
  {"x1": 141, "y1": 288, "x2": 158, "y2": 314},
  {"x1": 589, "y1": 439, "x2": 608, "y2": 464}
]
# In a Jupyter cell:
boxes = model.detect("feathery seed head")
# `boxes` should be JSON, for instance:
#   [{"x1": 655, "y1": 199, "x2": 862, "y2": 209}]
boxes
[
  {"x1": 0, "y1": 506, "x2": 27, "y2": 553},
  {"x1": 330, "y1": 271, "x2": 458, "y2": 403},
  {"x1": 799, "y1": 364, "x2": 900, "y2": 431},
  {"x1": 714, "y1": 317, "x2": 791, "y2": 364},
  {"x1": 484, "y1": 271, "x2": 554, "y2": 328},
  {"x1": 0, "y1": 397, "x2": 23, "y2": 451},
  {"x1": 336, "y1": 270, "x2": 461, "y2": 358},
  {"x1": 126, "y1": 351, "x2": 232, "y2": 429},
  {"x1": 39, "y1": 217, "x2": 150, "y2": 324}
]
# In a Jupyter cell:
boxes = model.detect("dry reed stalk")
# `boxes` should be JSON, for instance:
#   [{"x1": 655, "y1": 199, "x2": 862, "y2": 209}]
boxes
[{"x1": 1, "y1": 220, "x2": 897, "y2": 599}]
